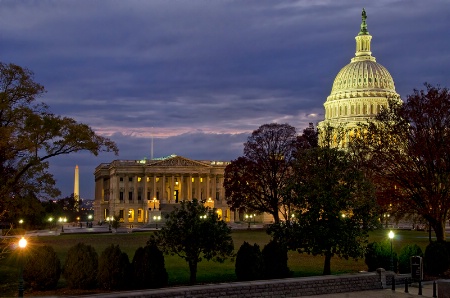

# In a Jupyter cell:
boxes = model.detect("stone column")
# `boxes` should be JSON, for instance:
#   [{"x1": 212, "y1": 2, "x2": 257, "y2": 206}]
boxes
[
  {"x1": 170, "y1": 175, "x2": 175, "y2": 203},
  {"x1": 206, "y1": 175, "x2": 210, "y2": 200},
  {"x1": 211, "y1": 174, "x2": 216, "y2": 200},
  {"x1": 152, "y1": 175, "x2": 156, "y2": 199},
  {"x1": 188, "y1": 174, "x2": 192, "y2": 200},
  {"x1": 162, "y1": 175, "x2": 166, "y2": 203},
  {"x1": 196, "y1": 175, "x2": 201, "y2": 200}
]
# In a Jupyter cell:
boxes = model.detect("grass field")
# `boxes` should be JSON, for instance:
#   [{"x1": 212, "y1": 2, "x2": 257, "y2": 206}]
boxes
[{"x1": 0, "y1": 228, "x2": 434, "y2": 297}]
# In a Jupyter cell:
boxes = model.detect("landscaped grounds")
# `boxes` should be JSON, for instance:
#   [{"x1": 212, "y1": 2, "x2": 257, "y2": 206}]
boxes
[{"x1": 0, "y1": 228, "x2": 433, "y2": 297}]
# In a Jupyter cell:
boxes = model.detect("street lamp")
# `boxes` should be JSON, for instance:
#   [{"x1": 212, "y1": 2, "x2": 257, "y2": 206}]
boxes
[
  {"x1": 389, "y1": 230, "x2": 395, "y2": 272},
  {"x1": 106, "y1": 216, "x2": 111, "y2": 231},
  {"x1": 58, "y1": 217, "x2": 67, "y2": 233},
  {"x1": 153, "y1": 215, "x2": 161, "y2": 229},
  {"x1": 88, "y1": 214, "x2": 93, "y2": 228},
  {"x1": 18, "y1": 237, "x2": 27, "y2": 298},
  {"x1": 48, "y1": 217, "x2": 53, "y2": 230},
  {"x1": 245, "y1": 214, "x2": 253, "y2": 229}
]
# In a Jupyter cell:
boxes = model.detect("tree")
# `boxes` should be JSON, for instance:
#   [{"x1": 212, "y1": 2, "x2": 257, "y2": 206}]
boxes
[
  {"x1": 235, "y1": 241, "x2": 263, "y2": 281},
  {"x1": 63, "y1": 242, "x2": 98, "y2": 289},
  {"x1": 24, "y1": 245, "x2": 61, "y2": 290},
  {"x1": 349, "y1": 83, "x2": 450, "y2": 242},
  {"x1": 224, "y1": 123, "x2": 302, "y2": 223},
  {"x1": 97, "y1": 244, "x2": 131, "y2": 290},
  {"x1": 0, "y1": 62, "x2": 118, "y2": 220},
  {"x1": 269, "y1": 145, "x2": 379, "y2": 275},
  {"x1": 148, "y1": 199, "x2": 234, "y2": 284},
  {"x1": 132, "y1": 241, "x2": 168, "y2": 289},
  {"x1": 301, "y1": 122, "x2": 319, "y2": 148}
]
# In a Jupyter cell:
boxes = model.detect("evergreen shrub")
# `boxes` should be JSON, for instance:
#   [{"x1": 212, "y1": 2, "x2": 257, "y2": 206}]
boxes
[
  {"x1": 132, "y1": 241, "x2": 168, "y2": 289},
  {"x1": 398, "y1": 244, "x2": 423, "y2": 274},
  {"x1": 23, "y1": 245, "x2": 61, "y2": 290},
  {"x1": 63, "y1": 242, "x2": 98, "y2": 289},
  {"x1": 262, "y1": 239, "x2": 291, "y2": 279},
  {"x1": 235, "y1": 241, "x2": 263, "y2": 281},
  {"x1": 364, "y1": 240, "x2": 398, "y2": 272},
  {"x1": 424, "y1": 241, "x2": 450, "y2": 275},
  {"x1": 97, "y1": 244, "x2": 131, "y2": 290}
]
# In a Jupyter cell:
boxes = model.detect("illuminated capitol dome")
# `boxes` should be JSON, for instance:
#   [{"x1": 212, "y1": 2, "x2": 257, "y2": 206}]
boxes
[{"x1": 318, "y1": 9, "x2": 401, "y2": 140}]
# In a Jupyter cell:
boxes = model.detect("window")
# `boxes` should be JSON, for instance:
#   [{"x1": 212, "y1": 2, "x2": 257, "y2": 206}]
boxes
[
  {"x1": 138, "y1": 192, "x2": 142, "y2": 200},
  {"x1": 147, "y1": 191, "x2": 150, "y2": 200},
  {"x1": 137, "y1": 177, "x2": 142, "y2": 182},
  {"x1": 146, "y1": 177, "x2": 150, "y2": 182},
  {"x1": 119, "y1": 210, "x2": 124, "y2": 220},
  {"x1": 129, "y1": 177, "x2": 133, "y2": 182},
  {"x1": 128, "y1": 192, "x2": 133, "y2": 200},
  {"x1": 216, "y1": 191, "x2": 220, "y2": 200},
  {"x1": 119, "y1": 177, "x2": 123, "y2": 182},
  {"x1": 156, "y1": 191, "x2": 159, "y2": 200},
  {"x1": 191, "y1": 177, "x2": 195, "y2": 182},
  {"x1": 119, "y1": 192, "x2": 124, "y2": 201}
]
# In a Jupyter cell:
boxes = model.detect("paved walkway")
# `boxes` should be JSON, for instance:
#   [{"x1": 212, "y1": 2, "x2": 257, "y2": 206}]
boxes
[{"x1": 299, "y1": 282, "x2": 436, "y2": 297}]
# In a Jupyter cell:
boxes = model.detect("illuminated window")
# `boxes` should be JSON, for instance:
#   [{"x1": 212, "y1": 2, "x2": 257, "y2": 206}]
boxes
[
  {"x1": 200, "y1": 178, "x2": 203, "y2": 183},
  {"x1": 192, "y1": 178, "x2": 195, "y2": 182},
  {"x1": 156, "y1": 177, "x2": 160, "y2": 182},
  {"x1": 146, "y1": 177, "x2": 150, "y2": 182},
  {"x1": 137, "y1": 177, "x2": 142, "y2": 182}
]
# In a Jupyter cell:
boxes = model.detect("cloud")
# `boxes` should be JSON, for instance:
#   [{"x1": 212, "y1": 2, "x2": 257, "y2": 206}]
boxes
[{"x1": 1, "y1": 0, "x2": 449, "y2": 199}]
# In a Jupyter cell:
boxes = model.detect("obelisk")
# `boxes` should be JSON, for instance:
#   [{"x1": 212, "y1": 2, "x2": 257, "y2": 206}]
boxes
[{"x1": 74, "y1": 165, "x2": 80, "y2": 212}]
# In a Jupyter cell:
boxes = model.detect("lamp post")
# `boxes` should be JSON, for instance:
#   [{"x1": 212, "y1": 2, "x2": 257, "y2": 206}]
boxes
[
  {"x1": 153, "y1": 215, "x2": 161, "y2": 229},
  {"x1": 88, "y1": 214, "x2": 93, "y2": 228},
  {"x1": 245, "y1": 214, "x2": 254, "y2": 229},
  {"x1": 58, "y1": 217, "x2": 66, "y2": 233},
  {"x1": 106, "y1": 216, "x2": 111, "y2": 231},
  {"x1": 18, "y1": 237, "x2": 27, "y2": 298},
  {"x1": 48, "y1": 217, "x2": 53, "y2": 230},
  {"x1": 389, "y1": 230, "x2": 395, "y2": 272}
]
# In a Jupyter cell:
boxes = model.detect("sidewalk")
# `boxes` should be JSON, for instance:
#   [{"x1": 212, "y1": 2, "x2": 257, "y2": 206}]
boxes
[{"x1": 299, "y1": 282, "x2": 436, "y2": 297}]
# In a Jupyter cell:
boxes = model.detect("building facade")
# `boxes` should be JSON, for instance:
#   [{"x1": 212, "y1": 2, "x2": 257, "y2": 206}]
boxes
[
  {"x1": 94, "y1": 154, "x2": 235, "y2": 225},
  {"x1": 318, "y1": 9, "x2": 401, "y2": 146}
]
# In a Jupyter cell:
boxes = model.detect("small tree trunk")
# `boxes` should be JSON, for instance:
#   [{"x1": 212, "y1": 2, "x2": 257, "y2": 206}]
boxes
[
  {"x1": 272, "y1": 210, "x2": 280, "y2": 224},
  {"x1": 188, "y1": 259, "x2": 198, "y2": 284},
  {"x1": 432, "y1": 220, "x2": 446, "y2": 242},
  {"x1": 323, "y1": 251, "x2": 332, "y2": 275}
]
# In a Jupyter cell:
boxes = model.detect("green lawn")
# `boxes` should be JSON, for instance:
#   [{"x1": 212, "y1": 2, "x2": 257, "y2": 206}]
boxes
[{"x1": 0, "y1": 228, "x2": 434, "y2": 297}]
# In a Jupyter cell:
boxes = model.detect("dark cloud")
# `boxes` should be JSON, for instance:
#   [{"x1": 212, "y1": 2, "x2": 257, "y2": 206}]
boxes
[{"x1": 1, "y1": 0, "x2": 449, "y2": 199}]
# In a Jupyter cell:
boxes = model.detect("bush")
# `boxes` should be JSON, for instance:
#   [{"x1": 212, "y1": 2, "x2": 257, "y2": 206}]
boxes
[
  {"x1": 364, "y1": 240, "x2": 398, "y2": 272},
  {"x1": 23, "y1": 245, "x2": 61, "y2": 290},
  {"x1": 235, "y1": 241, "x2": 263, "y2": 281},
  {"x1": 424, "y1": 241, "x2": 450, "y2": 275},
  {"x1": 63, "y1": 242, "x2": 98, "y2": 289},
  {"x1": 97, "y1": 244, "x2": 131, "y2": 290},
  {"x1": 262, "y1": 239, "x2": 291, "y2": 279},
  {"x1": 132, "y1": 241, "x2": 168, "y2": 289},
  {"x1": 398, "y1": 244, "x2": 423, "y2": 273}
]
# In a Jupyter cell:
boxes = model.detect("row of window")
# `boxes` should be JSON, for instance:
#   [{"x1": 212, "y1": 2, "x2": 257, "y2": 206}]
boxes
[
  {"x1": 327, "y1": 103, "x2": 385, "y2": 118},
  {"x1": 116, "y1": 191, "x2": 222, "y2": 201},
  {"x1": 119, "y1": 177, "x2": 219, "y2": 183}
]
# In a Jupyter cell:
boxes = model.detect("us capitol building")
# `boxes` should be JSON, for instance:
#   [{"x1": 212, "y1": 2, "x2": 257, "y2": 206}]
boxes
[{"x1": 94, "y1": 9, "x2": 401, "y2": 225}]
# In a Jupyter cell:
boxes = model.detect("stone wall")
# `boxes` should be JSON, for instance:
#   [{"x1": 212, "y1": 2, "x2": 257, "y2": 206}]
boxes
[{"x1": 80, "y1": 272, "x2": 384, "y2": 298}]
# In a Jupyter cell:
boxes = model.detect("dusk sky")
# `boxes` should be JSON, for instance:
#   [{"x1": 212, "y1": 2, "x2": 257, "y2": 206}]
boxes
[{"x1": 1, "y1": 1, "x2": 449, "y2": 200}]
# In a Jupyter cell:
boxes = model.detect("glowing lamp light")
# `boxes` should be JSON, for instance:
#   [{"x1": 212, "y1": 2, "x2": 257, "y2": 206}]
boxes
[
  {"x1": 18, "y1": 237, "x2": 27, "y2": 248},
  {"x1": 388, "y1": 230, "x2": 395, "y2": 240}
]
